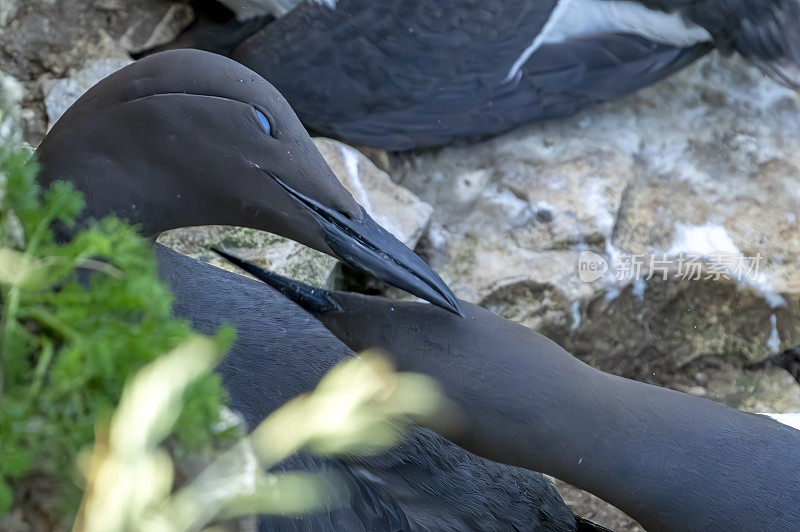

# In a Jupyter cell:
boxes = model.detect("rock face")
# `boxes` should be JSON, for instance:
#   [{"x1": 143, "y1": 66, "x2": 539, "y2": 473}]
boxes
[
  {"x1": 0, "y1": 0, "x2": 193, "y2": 143},
  {"x1": 0, "y1": 69, "x2": 22, "y2": 148},
  {"x1": 0, "y1": 0, "x2": 17, "y2": 27},
  {"x1": 316, "y1": 139, "x2": 433, "y2": 247},
  {"x1": 43, "y1": 58, "x2": 133, "y2": 130},
  {"x1": 396, "y1": 53, "x2": 800, "y2": 411}
]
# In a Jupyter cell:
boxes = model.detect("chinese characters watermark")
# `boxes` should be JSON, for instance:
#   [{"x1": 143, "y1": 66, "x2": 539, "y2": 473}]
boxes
[{"x1": 578, "y1": 251, "x2": 762, "y2": 284}]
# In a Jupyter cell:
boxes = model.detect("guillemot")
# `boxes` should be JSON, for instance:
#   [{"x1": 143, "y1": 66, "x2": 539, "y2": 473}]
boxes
[
  {"x1": 36, "y1": 49, "x2": 604, "y2": 531},
  {"x1": 221, "y1": 253, "x2": 800, "y2": 531},
  {"x1": 37, "y1": 48, "x2": 459, "y2": 314},
  {"x1": 161, "y1": 244, "x2": 603, "y2": 530},
  {"x1": 161, "y1": 0, "x2": 800, "y2": 149}
]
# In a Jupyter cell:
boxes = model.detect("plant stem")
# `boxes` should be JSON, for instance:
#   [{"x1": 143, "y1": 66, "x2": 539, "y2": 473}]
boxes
[{"x1": 0, "y1": 190, "x2": 72, "y2": 395}]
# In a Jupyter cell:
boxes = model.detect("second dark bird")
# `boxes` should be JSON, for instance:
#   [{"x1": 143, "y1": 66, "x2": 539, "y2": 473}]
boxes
[{"x1": 165, "y1": 0, "x2": 800, "y2": 149}]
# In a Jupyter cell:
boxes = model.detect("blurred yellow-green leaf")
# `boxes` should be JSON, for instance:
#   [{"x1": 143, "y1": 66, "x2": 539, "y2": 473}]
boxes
[
  {"x1": 75, "y1": 347, "x2": 443, "y2": 532},
  {"x1": 0, "y1": 247, "x2": 38, "y2": 286}
]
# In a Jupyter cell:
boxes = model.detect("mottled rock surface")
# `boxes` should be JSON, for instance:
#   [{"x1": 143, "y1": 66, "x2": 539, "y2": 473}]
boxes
[
  {"x1": 43, "y1": 58, "x2": 133, "y2": 130},
  {"x1": 0, "y1": 0, "x2": 17, "y2": 27},
  {"x1": 0, "y1": 0, "x2": 193, "y2": 143},
  {"x1": 0, "y1": 69, "x2": 22, "y2": 148},
  {"x1": 396, "y1": 53, "x2": 800, "y2": 411},
  {"x1": 316, "y1": 138, "x2": 433, "y2": 247}
]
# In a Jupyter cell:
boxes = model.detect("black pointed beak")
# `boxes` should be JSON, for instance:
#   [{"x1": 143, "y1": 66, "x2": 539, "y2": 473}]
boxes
[
  {"x1": 272, "y1": 175, "x2": 462, "y2": 315},
  {"x1": 321, "y1": 210, "x2": 462, "y2": 315},
  {"x1": 212, "y1": 247, "x2": 341, "y2": 313}
]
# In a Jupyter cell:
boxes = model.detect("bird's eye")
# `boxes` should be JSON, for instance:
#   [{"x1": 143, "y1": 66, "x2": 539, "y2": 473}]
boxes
[{"x1": 252, "y1": 107, "x2": 275, "y2": 138}]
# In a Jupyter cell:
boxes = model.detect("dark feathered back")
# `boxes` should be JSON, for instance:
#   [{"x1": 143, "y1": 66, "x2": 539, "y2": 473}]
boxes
[{"x1": 230, "y1": 1, "x2": 708, "y2": 149}]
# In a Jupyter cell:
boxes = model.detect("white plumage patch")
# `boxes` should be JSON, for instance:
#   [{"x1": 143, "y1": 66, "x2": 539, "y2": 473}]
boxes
[
  {"x1": 506, "y1": 0, "x2": 712, "y2": 80},
  {"x1": 309, "y1": 0, "x2": 338, "y2": 9},
  {"x1": 763, "y1": 413, "x2": 800, "y2": 432}
]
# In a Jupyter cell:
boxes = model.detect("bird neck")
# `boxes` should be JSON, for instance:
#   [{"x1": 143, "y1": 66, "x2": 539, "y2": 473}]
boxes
[
  {"x1": 339, "y1": 307, "x2": 800, "y2": 531},
  {"x1": 431, "y1": 347, "x2": 800, "y2": 531}
]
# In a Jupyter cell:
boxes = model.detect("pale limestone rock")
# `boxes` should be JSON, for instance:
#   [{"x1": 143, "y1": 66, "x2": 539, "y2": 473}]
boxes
[
  {"x1": 0, "y1": 69, "x2": 22, "y2": 148},
  {"x1": 0, "y1": 0, "x2": 191, "y2": 142},
  {"x1": 43, "y1": 58, "x2": 133, "y2": 129},
  {"x1": 39, "y1": 2, "x2": 194, "y2": 126},
  {"x1": 0, "y1": 69, "x2": 25, "y2": 245},
  {"x1": 120, "y1": 3, "x2": 194, "y2": 55},
  {"x1": 159, "y1": 225, "x2": 339, "y2": 287},
  {"x1": 0, "y1": 0, "x2": 17, "y2": 26},
  {"x1": 397, "y1": 53, "x2": 800, "y2": 406},
  {"x1": 315, "y1": 138, "x2": 433, "y2": 249}
]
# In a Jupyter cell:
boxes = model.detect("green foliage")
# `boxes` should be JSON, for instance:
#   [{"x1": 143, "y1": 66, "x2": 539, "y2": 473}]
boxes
[{"x1": 0, "y1": 146, "x2": 232, "y2": 517}]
